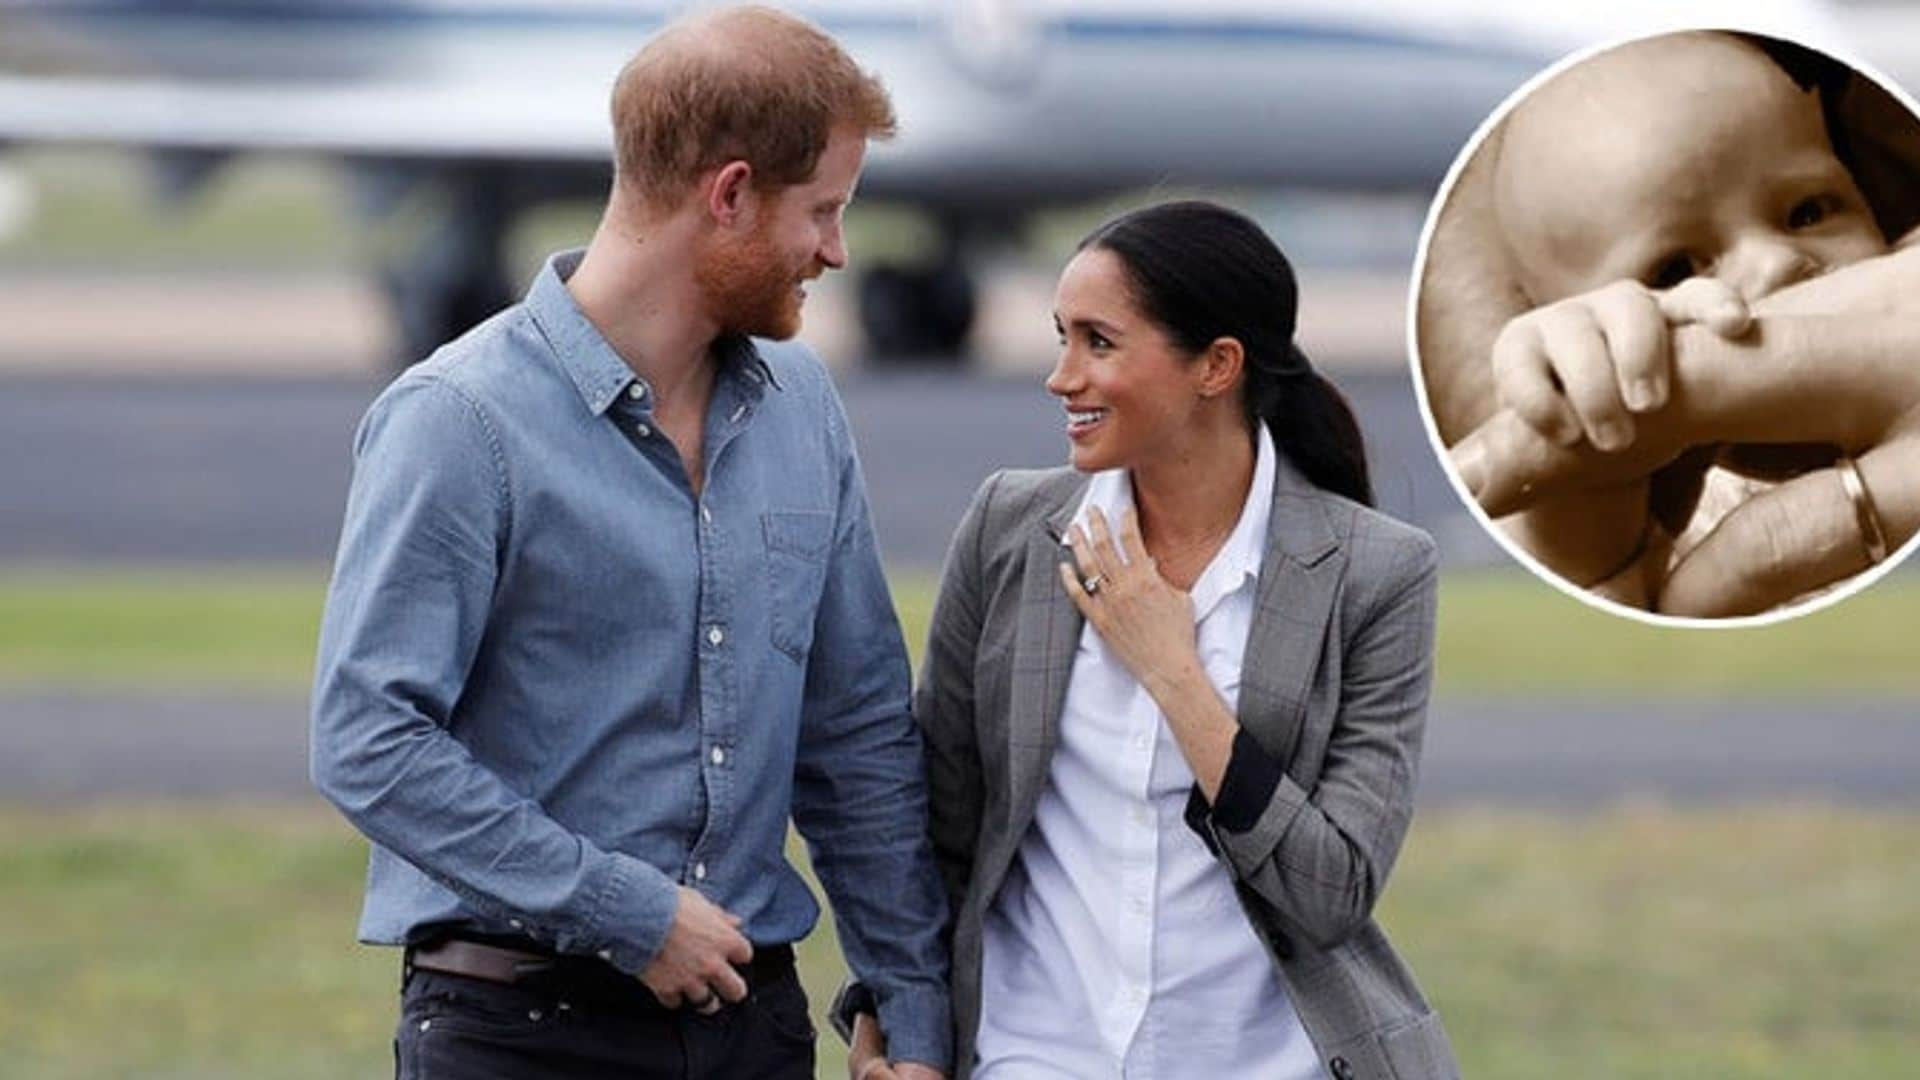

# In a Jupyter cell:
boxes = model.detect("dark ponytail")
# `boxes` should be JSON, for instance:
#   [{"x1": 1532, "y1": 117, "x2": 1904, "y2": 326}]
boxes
[{"x1": 1078, "y1": 200, "x2": 1373, "y2": 507}]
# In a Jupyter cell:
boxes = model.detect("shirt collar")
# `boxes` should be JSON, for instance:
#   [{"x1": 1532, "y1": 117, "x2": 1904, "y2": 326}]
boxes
[
  {"x1": 1063, "y1": 423, "x2": 1276, "y2": 623},
  {"x1": 526, "y1": 249, "x2": 780, "y2": 417}
]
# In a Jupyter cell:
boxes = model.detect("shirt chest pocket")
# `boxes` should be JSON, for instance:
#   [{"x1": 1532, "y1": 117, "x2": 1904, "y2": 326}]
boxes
[{"x1": 763, "y1": 509, "x2": 836, "y2": 662}]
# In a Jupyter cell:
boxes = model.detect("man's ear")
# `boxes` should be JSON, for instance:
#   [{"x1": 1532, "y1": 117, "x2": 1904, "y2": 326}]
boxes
[
  {"x1": 1198, "y1": 336, "x2": 1246, "y2": 399},
  {"x1": 705, "y1": 160, "x2": 756, "y2": 227}
]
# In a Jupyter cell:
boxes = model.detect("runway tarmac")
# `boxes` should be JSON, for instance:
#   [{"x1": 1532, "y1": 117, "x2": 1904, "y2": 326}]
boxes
[
  {"x1": 5, "y1": 690, "x2": 1913, "y2": 805},
  {"x1": 0, "y1": 370, "x2": 1910, "y2": 806},
  {"x1": 0, "y1": 368, "x2": 1496, "y2": 571}
]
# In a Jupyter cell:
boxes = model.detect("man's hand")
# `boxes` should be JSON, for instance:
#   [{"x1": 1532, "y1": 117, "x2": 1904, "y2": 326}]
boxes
[
  {"x1": 638, "y1": 886, "x2": 752, "y2": 1012},
  {"x1": 848, "y1": 1013, "x2": 946, "y2": 1080},
  {"x1": 1659, "y1": 429, "x2": 1920, "y2": 616},
  {"x1": 1491, "y1": 277, "x2": 1749, "y2": 452}
]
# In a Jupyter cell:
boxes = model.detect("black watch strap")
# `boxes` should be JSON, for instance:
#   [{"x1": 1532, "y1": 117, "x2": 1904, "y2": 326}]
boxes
[{"x1": 828, "y1": 979, "x2": 880, "y2": 1043}]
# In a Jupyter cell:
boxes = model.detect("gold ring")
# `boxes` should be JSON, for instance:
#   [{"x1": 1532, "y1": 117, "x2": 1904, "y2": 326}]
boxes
[{"x1": 1836, "y1": 456, "x2": 1889, "y2": 564}]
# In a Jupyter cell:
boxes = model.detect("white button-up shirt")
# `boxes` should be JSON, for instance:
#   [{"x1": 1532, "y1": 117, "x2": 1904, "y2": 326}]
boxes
[{"x1": 976, "y1": 425, "x2": 1321, "y2": 1079}]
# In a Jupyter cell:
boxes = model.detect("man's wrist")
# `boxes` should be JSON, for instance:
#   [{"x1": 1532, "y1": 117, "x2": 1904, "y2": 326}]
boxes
[{"x1": 829, "y1": 979, "x2": 879, "y2": 1044}]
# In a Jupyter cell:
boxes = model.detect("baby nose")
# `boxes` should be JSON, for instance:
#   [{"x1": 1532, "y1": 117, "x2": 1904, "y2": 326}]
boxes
[{"x1": 1719, "y1": 237, "x2": 1817, "y2": 302}]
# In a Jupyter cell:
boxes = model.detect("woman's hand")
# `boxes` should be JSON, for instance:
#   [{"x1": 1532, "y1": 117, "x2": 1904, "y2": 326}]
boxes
[
  {"x1": 1059, "y1": 506, "x2": 1201, "y2": 694},
  {"x1": 1059, "y1": 505, "x2": 1237, "y2": 796}
]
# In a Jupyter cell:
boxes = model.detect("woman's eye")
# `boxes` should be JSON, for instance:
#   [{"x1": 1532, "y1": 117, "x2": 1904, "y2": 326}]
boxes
[
  {"x1": 1786, "y1": 195, "x2": 1832, "y2": 230},
  {"x1": 1088, "y1": 330, "x2": 1114, "y2": 350},
  {"x1": 1646, "y1": 254, "x2": 1697, "y2": 290}
]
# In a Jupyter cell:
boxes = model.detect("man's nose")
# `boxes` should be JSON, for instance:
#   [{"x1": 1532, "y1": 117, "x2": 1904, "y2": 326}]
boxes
[
  {"x1": 819, "y1": 222, "x2": 848, "y2": 270},
  {"x1": 1718, "y1": 235, "x2": 1817, "y2": 302}
]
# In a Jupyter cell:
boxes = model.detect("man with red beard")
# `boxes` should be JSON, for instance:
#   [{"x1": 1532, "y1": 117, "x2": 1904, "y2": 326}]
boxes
[{"x1": 310, "y1": 7, "x2": 949, "y2": 1078}]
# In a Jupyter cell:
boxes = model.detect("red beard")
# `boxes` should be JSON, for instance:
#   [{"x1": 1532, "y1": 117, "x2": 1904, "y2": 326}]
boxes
[{"x1": 695, "y1": 225, "x2": 808, "y2": 340}]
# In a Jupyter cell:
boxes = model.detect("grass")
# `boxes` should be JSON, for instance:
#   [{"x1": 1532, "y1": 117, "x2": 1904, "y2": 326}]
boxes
[
  {"x1": 2, "y1": 566, "x2": 1919, "y2": 696},
  {"x1": 0, "y1": 801, "x2": 1912, "y2": 1079}
]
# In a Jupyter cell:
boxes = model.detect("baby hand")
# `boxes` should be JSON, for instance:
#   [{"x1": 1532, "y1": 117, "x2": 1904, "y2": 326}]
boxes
[{"x1": 1491, "y1": 277, "x2": 1750, "y2": 451}]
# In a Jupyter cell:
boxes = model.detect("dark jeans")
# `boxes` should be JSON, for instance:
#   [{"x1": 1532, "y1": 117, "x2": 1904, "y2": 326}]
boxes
[{"x1": 393, "y1": 962, "x2": 816, "y2": 1079}]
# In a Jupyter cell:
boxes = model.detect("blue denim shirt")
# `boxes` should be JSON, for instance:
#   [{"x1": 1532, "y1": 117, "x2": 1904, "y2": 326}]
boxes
[{"x1": 311, "y1": 250, "x2": 950, "y2": 1066}]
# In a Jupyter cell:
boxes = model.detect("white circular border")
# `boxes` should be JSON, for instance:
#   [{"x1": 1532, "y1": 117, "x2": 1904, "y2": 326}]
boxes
[{"x1": 1405, "y1": 21, "x2": 1920, "y2": 630}]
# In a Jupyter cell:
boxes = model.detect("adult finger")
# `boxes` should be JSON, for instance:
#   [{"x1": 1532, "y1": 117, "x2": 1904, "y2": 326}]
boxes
[
  {"x1": 1590, "y1": 281, "x2": 1669, "y2": 413},
  {"x1": 1659, "y1": 276, "x2": 1751, "y2": 338},
  {"x1": 1491, "y1": 319, "x2": 1582, "y2": 446},
  {"x1": 1118, "y1": 506, "x2": 1150, "y2": 569},
  {"x1": 1657, "y1": 467, "x2": 1870, "y2": 617},
  {"x1": 1057, "y1": 561, "x2": 1099, "y2": 619},
  {"x1": 1086, "y1": 506, "x2": 1127, "y2": 576},
  {"x1": 1451, "y1": 411, "x2": 1603, "y2": 516},
  {"x1": 1065, "y1": 525, "x2": 1104, "y2": 589},
  {"x1": 707, "y1": 961, "x2": 749, "y2": 1004},
  {"x1": 1537, "y1": 310, "x2": 1634, "y2": 451}
]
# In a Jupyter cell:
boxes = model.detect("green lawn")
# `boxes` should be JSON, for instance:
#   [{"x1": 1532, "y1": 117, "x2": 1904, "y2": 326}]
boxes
[
  {"x1": 2, "y1": 566, "x2": 1918, "y2": 695},
  {"x1": 0, "y1": 802, "x2": 1912, "y2": 1079}
]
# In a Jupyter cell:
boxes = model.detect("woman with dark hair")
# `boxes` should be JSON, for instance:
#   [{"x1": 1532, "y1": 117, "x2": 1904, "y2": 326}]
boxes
[{"x1": 845, "y1": 200, "x2": 1456, "y2": 1080}]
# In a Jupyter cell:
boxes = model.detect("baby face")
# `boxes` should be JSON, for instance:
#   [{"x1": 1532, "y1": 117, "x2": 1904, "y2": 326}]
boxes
[{"x1": 1495, "y1": 32, "x2": 1885, "y2": 304}]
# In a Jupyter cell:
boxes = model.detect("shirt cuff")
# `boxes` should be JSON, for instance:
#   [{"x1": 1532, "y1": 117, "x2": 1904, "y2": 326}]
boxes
[
  {"x1": 575, "y1": 851, "x2": 679, "y2": 975},
  {"x1": 1183, "y1": 728, "x2": 1286, "y2": 847},
  {"x1": 875, "y1": 982, "x2": 954, "y2": 1073}
]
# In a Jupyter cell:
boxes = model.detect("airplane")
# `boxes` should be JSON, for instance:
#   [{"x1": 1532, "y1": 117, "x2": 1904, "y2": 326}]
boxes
[{"x1": 0, "y1": 0, "x2": 1858, "y2": 367}]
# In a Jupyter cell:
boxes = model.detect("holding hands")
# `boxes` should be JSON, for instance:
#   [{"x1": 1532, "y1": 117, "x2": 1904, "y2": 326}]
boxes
[{"x1": 1491, "y1": 276, "x2": 1751, "y2": 452}]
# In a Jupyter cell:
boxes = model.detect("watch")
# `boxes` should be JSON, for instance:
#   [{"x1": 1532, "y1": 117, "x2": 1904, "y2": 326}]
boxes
[{"x1": 828, "y1": 979, "x2": 879, "y2": 1043}]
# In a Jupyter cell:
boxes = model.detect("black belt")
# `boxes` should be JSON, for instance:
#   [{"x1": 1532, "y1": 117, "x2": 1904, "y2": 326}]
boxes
[{"x1": 407, "y1": 934, "x2": 795, "y2": 996}]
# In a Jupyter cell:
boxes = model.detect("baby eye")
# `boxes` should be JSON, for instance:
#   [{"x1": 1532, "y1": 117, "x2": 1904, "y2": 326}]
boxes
[
  {"x1": 1645, "y1": 253, "x2": 1698, "y2": 290},
  {"x1": 1786, "y1": 195, "x2": 1835, "y2": 230}
]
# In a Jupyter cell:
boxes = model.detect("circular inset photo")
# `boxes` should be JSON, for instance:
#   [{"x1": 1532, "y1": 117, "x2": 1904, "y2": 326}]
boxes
[{"x1": 1412, "y1": 27, "x2": 1920, "y2": 625}]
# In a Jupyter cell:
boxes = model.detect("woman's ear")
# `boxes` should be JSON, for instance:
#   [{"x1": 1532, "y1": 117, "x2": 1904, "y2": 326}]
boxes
[{"x1": 1197, "y1": 336, "x2": 1246, "y2": 399}]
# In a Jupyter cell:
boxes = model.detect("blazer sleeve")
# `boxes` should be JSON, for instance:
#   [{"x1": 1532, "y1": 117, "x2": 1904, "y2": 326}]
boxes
[
  {"x1": 1201, "y1": 527, "x2": 1440, "y2": 951},
  {"x1": 913, "y1": 470, "x2": 1002, "y2": 915}
]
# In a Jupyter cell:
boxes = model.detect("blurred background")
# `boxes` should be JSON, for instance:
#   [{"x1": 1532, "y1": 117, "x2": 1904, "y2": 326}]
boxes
[{"x1": 1, "y1": 1, "x2": 1917, "y2": 1077}]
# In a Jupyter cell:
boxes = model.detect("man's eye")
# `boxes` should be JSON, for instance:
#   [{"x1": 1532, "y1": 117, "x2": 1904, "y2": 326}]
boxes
[
  {"x1": 1646, "y1": 254, "x2": 1697, "y2": 290},
  {"x1": 1786, "y1": 195, "x2": 1832, "y2": 230}
]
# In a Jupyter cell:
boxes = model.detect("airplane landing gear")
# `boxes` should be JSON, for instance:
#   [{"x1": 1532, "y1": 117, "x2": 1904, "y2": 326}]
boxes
[
  {"x1": 857, "y1": 258, "x2": 975, "y2": 361},
  {"x1": 382, "y1": 172, "x2": 513, "y2": 371}
]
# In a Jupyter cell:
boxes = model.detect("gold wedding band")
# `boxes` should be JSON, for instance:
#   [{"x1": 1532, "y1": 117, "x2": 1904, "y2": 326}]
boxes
[
  {"x1": 1836, "y1": 455, "x2": 1890, "y2": 565},
  {"x1": 1081, "y1": 573, "x2": 1104, "y2": 595}
]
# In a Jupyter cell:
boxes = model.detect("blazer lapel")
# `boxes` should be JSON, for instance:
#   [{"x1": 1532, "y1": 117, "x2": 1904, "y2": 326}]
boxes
[
  {"x1": 1004, "y1": 490, "x2": 1087, "y2": 830},
  {"x1": 1236, "y1": 454, "x2": 1342, "y2": 772}
]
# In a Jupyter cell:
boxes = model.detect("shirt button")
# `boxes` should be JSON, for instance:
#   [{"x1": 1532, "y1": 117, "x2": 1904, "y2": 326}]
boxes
[
  {"x1": 1132, "y1": 806, "x2": 1151, "y2": 827},
  {"x1": 597, "y1": 949, "x2": 613, "y2": 962},
  {"x1": 627, "y1": 382, "x2": 647, "y2": 401},
  {"x1": 706, "y1": 625, "x2": 724, "y2": 647},
  {"x1": 710, "y1": 746, "x2": 725, "y2": 766},
  {"x1": 634, "y1": 422, "x2": 652, "y2": 438},
  {"x1": 700, "y1": 504, "x2": 712, "y2": 525},
  {"x1": 508, "y1": 918, "x2": 523, "y2": 930},
  {"x1": 693, "y1": 862, "x2": 708, "y2": 881}
]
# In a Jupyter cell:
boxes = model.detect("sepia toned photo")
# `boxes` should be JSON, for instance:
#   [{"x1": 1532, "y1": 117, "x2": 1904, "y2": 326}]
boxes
[{"x1": 1416, "y1": 28, "x2": 1920, "y2": 622}]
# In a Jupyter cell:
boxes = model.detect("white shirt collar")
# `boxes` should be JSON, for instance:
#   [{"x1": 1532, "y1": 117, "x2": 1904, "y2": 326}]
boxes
[{"x1": 1064, "y1": 423, "x2": 1276, "y2": 622}]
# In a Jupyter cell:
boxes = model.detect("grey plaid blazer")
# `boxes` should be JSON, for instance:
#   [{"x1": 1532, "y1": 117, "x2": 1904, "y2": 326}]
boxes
[{"x1": 915, "y1": 455, "x2": 1459, "y2": 1080}]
